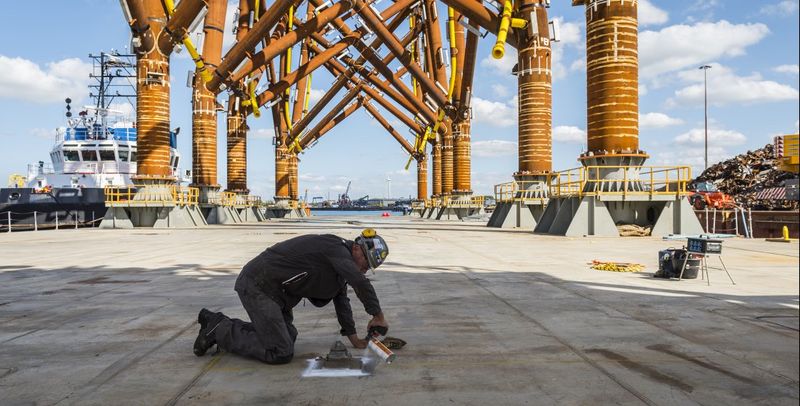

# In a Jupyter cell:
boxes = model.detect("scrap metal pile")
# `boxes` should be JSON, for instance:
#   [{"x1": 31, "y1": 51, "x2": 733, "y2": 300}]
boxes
[{"x1": 692, "y1": 144, "x2": 799, "y2": 210}]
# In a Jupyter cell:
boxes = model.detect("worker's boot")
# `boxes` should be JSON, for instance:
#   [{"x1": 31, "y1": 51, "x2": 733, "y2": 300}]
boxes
[{"x1": 193, "y1": 308, "x2": 225, "y2": 356}]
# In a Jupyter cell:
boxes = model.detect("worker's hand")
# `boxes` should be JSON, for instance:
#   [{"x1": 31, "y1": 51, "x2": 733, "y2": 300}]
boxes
[
  {"x1": 367, "y1": 312, "x2": 389, "y2": 334},
  {"x1": 347, "y1": 334, "x2": 368, "y2": 349}
]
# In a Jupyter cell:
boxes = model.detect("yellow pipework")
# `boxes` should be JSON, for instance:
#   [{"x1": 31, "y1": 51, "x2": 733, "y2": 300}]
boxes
[
  {"x1": 288, "y1": 136, "x2": 303, "y2": 154},
  {"x1": 492, "y1": 0, "x2": 513, "y2": 60},
  {"x1": 447, "y1": 7, "x2": 457, "y2": 101},
  {"x1": 163, "y1": 0, "x2": 211, "y2": 82},
  {"x1": 284, "y1": 6, "x2": 295, "y2": 130},
  {"x1": 409, "y1": 16, "x2": 419, "y2": 97},
  {"x1": 511, "y1": 18, "x2": 526, "y2": 29},
  {"x1": 254, "y1": 0, "x2": 260, "y2": 21},
  {"x1": 244, "y1": 79, "x2": 261, "y2": 118},
  {"x1": 303, "y1": 72, "x2": 312, "y2": 117}
]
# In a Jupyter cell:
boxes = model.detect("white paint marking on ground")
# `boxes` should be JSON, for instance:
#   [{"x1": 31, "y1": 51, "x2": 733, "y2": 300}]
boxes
[
  {"x1": 301, "y1": 358, "x2": 371, "y2": 378},
  {"x1": 578, "y1": 285, "x2": 697, "y2": 298}
]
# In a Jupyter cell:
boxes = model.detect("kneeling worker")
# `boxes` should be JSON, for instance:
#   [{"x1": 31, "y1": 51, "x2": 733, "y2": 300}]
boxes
[{"x1": 193, "y1": 229, "x2": 389, "y2": 364}]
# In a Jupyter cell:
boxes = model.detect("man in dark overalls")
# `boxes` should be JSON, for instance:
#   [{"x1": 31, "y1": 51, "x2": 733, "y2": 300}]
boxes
[{"x1": 193, "y1": 229, "x2": 390, "y2": 364}]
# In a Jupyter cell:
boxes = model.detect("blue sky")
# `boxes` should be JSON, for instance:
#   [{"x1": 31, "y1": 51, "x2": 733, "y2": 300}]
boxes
[{"x1": 1, "y1": 0, "x2": 798, "y2": 200}]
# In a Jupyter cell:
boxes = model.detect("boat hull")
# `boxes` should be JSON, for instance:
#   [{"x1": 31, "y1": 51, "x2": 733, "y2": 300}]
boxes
[{"x1": 0, "y1": 187, "x2": 107, "y2": 230}]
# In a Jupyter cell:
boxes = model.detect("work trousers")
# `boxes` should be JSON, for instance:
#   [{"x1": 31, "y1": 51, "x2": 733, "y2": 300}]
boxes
[{"x1": 213, "y1": 282, "x2": 297, "y2": 364}]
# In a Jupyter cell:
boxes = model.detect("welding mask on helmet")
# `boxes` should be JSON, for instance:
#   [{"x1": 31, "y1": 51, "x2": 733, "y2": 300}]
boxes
[{"x1": 355, "y1": 228, "x2": 389, "y2": 270}]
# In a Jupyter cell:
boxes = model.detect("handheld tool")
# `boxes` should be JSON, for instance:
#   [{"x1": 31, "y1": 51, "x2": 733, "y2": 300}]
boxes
[{"x1": 365, "y1": 326, "x2": 396, "y2": 364}]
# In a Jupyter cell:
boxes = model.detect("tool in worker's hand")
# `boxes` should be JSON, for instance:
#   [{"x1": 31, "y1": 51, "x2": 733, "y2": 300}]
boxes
[
  {"x1": 365, "y1": 326, "x2": 397, "y2": 364},
  {"x1": 301, "y1": 327, "x2": 403, "y2": 377}
]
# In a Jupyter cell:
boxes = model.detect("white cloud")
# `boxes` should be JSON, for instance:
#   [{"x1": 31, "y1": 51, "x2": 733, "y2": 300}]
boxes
[
  {"x1": 0, "y1": 55, "x2": 92, "y2": 104},
  {"x1": 569, "y1": 57, "x2": 586, "y2": 73},
  {"x1": 774, "y1": 64, "x2": 800, "y2": 75},
  {"x1": 551, "y1": 46, "x2": 567, "y2": 80},
  {"x1": 307, "y1": 88, "x2": 325, "y2": 104},
  {"x1": 108, "y1": 102, "x2": 135, "y2": 121},
  {"x1": 552, "y1": 126, "x2": 585, "y2": 143},
  {"x1": 222, "y1": 1, "x2": 238, "y2": 52},
  {"x1": 639, "y1": 0, "x2": 669, "y2": 26},
  {"x1": 669, "y1": 64, "x2": 799, "y2": 106},
  {"x1": 639, "y1": 21, "x2": 770, "y2": 79},
  {"x1": 662, "y1": 125, "x2": 750, "y2": 172},
  {"x1": 675, "y1": 127, "x2": 747, "y2": 146},
  {"x1": 640, "y1": 112, "x2": 684, "y2": 129},
  {"x1": 553, "y1": 18, "x2": 582, "y2": 46},
  {"x1": 299, "y1": 173, "x2": 327, "y2": 182},
  {"x1": 471, "y1": 97, "x2": 516, "y2": 127},
  {"x1": 689, "y1": 0, "x2": 720, "y2": 12},
  {"x1": 472, "y1": 140, "x2": 517, "y2": 157},
  {"x1": 760, "y1": 0, "x2": 799, "y2": 15},
  {"x1": 480, "y1": 48, "x2": 517, "y2": 75},
  {"x1": 250, "y1": 128, "x2": 275, "y2": 139},
  {"x1": 490, "y1": 84, "x2": 510, "y2": 98},
  {"x1": 30, "y1": 128, "x2": 58, "y2": 140},
  {"x1": 654, "y1": 145, "x2": 730, "y2": 170}
]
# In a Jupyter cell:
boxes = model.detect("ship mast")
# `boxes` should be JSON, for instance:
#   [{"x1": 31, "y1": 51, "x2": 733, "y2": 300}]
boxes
[{"x1": 88, "y1": 51, "x2": 136, "y2": 131}]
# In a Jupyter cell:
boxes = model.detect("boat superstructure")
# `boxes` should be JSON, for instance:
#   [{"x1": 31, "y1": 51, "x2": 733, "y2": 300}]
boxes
[{"x1": 1, "y1": 51, "x2": 187, "y2": 230}]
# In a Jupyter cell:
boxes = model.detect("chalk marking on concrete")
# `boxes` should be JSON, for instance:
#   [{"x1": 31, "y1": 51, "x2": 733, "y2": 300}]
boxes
[{"x1": 164, "y1": 352, "x2": 225, "y2": 406}]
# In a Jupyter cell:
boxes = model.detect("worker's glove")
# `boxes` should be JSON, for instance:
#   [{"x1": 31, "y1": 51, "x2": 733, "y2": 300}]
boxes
[{"x1": 367, "y1": 313, "x2": 389, "y2": 336}]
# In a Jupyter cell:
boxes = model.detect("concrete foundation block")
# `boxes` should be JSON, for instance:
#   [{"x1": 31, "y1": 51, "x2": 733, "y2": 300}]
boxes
[
  {"x1": 207, "y1": 206, "x2": 242, "y2": 224},
  {"x1": 540, "y1": 196, "x2": 705, "y2": 237},
  {"x1": 651, "y1": 198, "x2": 705, "y2": 236},
  {"x1": 186, "y1": 206, "x2": 208, "y2": 226},
  {"x1": 486, "y1": 202, "x2": 543, "y2": 229},
  {"x1": 436, "y1": 207, "x2": 461, "y2": 220},
  {"x1": 99, "y1": 207, "x2": 134, "y2": 229}
]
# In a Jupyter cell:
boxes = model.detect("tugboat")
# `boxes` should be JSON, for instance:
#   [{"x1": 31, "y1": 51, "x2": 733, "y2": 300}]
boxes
[{"x1": 0, "y1": 51, "x2": 186, "y2": 230}]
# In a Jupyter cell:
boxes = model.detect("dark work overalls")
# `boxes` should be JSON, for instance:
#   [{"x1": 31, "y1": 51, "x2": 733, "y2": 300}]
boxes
[{"x1": 211, "y1": 234, "x2": 382, "y2": 364}]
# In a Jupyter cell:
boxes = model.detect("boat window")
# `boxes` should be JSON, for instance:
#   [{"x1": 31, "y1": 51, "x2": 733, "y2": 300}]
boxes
[
  {"x1": 173, "y1": 156, "x2": 179, "y2": 168},
  {"x1": 63, "y1": 150, "x2": 80, "y2": 161},
  {"x1": 130, "y1": 151, "x2": 137, "y2": 163},
  {"x1": 99, "y1": 150, "x2": 116, "y2": 161},
  {"x1": 118, "y1": 150, "x2": 130, "y2": 161},
  {"x1": 81, "y1": 150, "x2": 99, "y2": 161}
]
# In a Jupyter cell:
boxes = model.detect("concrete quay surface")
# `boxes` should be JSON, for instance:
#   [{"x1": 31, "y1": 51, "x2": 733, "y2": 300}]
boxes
[{"x1": 0, "y1": 216, "x2": 798, "y2": 405}]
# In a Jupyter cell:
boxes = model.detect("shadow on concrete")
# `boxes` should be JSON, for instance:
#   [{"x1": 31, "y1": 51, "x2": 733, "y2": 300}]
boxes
[{"x1": 0, "y1": 262, "x2": 797, "y2": 405}]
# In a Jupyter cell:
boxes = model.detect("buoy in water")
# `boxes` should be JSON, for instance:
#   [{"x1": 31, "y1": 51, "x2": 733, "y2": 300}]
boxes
[{"x1": 382, "y1": 212, "x2": 390, "y2": 217}]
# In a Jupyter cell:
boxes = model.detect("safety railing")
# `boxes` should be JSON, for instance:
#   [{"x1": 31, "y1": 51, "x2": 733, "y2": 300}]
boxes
[
  {"x1": 549, "y1": 165, "x2": 692, "y2": 198},
  {"x1": 447, "y1": 195, "x2": 486, "y2": 208},
  {"x1": 1, "y1": 209, "x2": 103, "y2": 232},
  {"x1": 104, "y1": 185, "x2": 200, "y2": 206},
  {"x1": 494, "y1": 182, "x2": 516, "y2": 203},
  {"x1": 493, "y1": 180, "x2": 548, "y2": 204},
  {"x1": 174, "y1": 186, "x2": 200, "y2": 206},
  {"x1": 247, "y1": 195, "x2": 263, "y2": 207}
]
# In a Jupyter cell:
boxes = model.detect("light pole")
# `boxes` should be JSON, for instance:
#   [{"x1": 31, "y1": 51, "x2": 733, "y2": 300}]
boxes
[{"x1": 699, "y1": 65, "x2": 712, "y2": 170}]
